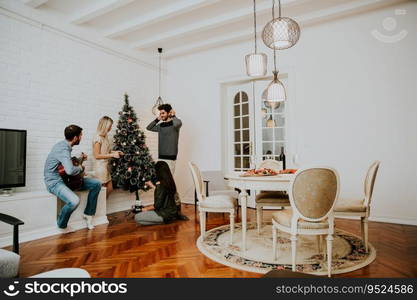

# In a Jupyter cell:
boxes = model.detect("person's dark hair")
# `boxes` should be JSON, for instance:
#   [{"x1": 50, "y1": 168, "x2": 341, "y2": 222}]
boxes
[
  {"x1": 64, "y1": 125, "x2": 83, "y2": 140},
  {"x1": 155, "y1": 161, "x2": 176, "y2": 194},
  {"x1": 158, "y1": 103, "x2": 172, "y2": 113}
]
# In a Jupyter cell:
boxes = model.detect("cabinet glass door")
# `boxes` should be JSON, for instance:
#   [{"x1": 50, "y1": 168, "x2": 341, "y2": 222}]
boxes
[{"x1": 254, "y1": 79, "x2": 288, "y2": 166}]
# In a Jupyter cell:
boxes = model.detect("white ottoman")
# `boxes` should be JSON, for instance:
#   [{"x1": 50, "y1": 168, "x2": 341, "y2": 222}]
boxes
[
  {"x1": 31, "y1": 268, "x2": 90, "y2": 278},
  {"x1": 0, "y1": 249, "x2": 20, "y2": 278}
]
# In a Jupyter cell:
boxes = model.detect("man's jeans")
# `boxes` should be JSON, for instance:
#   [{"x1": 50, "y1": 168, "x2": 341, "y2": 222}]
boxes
[{"x1": 47, "y1": 178, "x2": 102, "y2": 228}]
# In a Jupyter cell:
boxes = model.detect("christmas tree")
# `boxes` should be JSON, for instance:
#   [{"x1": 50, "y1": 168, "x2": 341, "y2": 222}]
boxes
[{"x1": 111, "y1": 94, "x2": 155, "y2": 209}]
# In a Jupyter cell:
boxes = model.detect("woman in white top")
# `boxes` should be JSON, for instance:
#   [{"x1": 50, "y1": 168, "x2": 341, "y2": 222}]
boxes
[{"x1": 92, "y1": 116, "x2": 123, "y2": 198}]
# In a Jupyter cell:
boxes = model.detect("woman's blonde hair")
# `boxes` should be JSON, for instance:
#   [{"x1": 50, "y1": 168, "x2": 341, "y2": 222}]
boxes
[{"x1": 97, "y1": 116, "x2": 113, "y2": 136}]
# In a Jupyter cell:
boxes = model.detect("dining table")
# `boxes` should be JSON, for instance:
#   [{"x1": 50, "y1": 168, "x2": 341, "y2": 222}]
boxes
[{"x1": 224, "y1": 172, "x2": 295, "y2": 252}]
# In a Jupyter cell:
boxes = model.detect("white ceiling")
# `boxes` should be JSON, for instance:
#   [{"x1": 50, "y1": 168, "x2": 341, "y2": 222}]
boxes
[{"x1": 0, "y1": 0, "x2": 408, "y2": 65}]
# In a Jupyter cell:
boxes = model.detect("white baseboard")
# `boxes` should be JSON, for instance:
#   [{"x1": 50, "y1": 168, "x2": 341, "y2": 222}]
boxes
[
  {"x1": 180, "y1": 196, "x2": 195, "y2": 205},
  {"x1": 369, "y1": 215, "x2": 417, "y2": 226},
  {"x1": 0, "y1": 216, "x2": 109, "y2": 248},
  {"x1": 336, "y1": 215, "x2": 417, "y2": 226},
  {"x1": 180, "y1": 198, "x2": 417, "y2": 227}
]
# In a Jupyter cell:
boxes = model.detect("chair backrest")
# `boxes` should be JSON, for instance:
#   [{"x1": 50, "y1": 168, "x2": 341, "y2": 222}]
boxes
[
  {"x1": 201, "y1": 170, "x2": 229, "y2": 192},
  {"x1": 289, "y1": 167, "x2": 339, "y2": 222},
  {"x1": 364, "y1": 161, "x2": 380, "y2": 206},
  {"x1": 258, "y1": 159, "x2": 283, "y2": 171},
  {"x1": 188, "y1": 161, "x2": 205, "y2": 203}
]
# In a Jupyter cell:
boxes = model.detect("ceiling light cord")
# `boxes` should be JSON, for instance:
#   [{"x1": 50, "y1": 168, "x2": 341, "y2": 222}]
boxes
[
  {"x1": 253, "y1": 0, "x2": 257, "y2": 53},
  {"x1": 272, "y1": 0, "x2": 281, "y2": 73},
  {"x1": 272, "y1": 0, "x2": 282, "y2": 19},
  {"x1": 158, "y1": 48, "x2": 162, "y2": 98}
]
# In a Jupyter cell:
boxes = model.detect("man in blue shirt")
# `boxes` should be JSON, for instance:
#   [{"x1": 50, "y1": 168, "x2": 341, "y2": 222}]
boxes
[{"x1": 44, "y1": 125, "x2": 101, "y2": 232}]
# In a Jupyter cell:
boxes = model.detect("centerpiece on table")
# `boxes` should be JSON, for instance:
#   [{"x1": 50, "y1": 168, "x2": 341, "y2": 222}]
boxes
[{"x1": 240, "y1": 168, "x2": 297, "y2": 177}]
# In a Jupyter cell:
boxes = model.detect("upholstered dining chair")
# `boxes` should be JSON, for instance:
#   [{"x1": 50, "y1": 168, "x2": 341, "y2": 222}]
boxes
[
  {"x1": 256, "y1": 159, "x2": 290, "y2": 234},
  {"x1": 334, "y1": 161, "x2": 380, "y2": 252},
  {"x1": 271, "y1": 167, "x2": 340, "y2": 277},
  {"x1": 189, "y1": 162, "x2": 236, "y2": 244}
]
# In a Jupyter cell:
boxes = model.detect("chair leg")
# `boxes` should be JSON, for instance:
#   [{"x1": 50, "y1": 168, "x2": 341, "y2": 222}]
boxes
[
  {"x1": 256, "y1": 206, "x2": 262, "y2": 235},
  {"x1": 326, "y1": 234, "x2": 333, "y2": 277},
  {"x1": 229, "y1": 213, "x2": 234, "y2": 245},
  {"x1": 194, "y1": 190, "x2": 197, "y2": 214},
  {"x1": 319, "y1": 235, "x2": 324, "y2": 255},
  {"x1": 316, "y1": 235, "x2": 321, "y2": 253},
  {"x1": 362, "y1": 217, "x2": 369, "y2": 253},
  {"x1": 272, "y1": 226, "x2": 277, "y2": 261},
  {"x1": 291, "y1": 235, "x2": 297, "y2": 272},
  {"x1": 199, "y1": 211, "x2": 206, "y2": 239}
]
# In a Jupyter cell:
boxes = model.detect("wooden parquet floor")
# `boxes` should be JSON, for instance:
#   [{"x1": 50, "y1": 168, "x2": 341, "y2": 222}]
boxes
[{"x1": 9, "y1": 204, "x2": 417, "y2": 278}]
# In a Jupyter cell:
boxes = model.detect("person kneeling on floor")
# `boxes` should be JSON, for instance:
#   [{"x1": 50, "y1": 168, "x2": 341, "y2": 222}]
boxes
[{"x1": 135, "y1": 161, "x2": 187, "y2": 225}]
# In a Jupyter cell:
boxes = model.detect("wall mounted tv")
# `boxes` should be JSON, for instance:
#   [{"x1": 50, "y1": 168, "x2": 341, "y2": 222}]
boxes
[{"x1": 0, "y1": 128, "x2": 27, "y2": 189}]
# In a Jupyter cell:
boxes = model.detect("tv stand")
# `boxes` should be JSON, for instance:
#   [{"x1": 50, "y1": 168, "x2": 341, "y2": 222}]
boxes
[{"x1": 0, "y1": 188, "x2": 14, "y2": 197}]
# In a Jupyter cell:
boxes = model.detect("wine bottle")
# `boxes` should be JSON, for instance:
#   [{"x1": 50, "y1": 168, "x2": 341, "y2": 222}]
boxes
[{"x1": 279, "y1": 147, "x2": 286, "y2": 170}]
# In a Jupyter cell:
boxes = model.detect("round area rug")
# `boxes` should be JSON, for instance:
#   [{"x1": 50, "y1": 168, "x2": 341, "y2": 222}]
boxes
[{"x1": 197, "y1": 223, "x2": 376, "y2": 275}]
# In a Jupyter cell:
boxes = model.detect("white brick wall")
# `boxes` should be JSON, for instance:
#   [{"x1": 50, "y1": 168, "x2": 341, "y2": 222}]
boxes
[{"x1": 0, "y1": 13, "x2": 159, "y2": 198}]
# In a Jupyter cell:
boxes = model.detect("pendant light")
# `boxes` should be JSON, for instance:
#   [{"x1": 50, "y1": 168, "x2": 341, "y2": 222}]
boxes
[
  {"x1": 262, "y1": 0, "x2": 300, "y2": 50},
  {"x1": 262, "y1": 88, "x2": 281, "y2": 110},
  {"x1": 245, "y1": 0, "x2": 267, "y2": 77},
  {"x1": 152, "y1": 48, "x2": 164, "y2": 115},
  {"x1": 264, "y1": 45, "x2": 286, "y2": 102}
]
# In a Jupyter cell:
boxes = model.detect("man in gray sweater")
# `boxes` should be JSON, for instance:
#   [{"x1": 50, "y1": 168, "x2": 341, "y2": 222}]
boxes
[
  {"x1": 146, "y1": 103, "x2": 182, "y2": 174},
  {"x1": 146, "y1": 104, "x2": 188, "y2": 221}
]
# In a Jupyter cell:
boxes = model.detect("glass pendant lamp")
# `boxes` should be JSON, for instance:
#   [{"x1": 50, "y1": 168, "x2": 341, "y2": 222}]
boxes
[
  {"x1": 245, "y1": 0, "x2": 267, "y2": 77},
  {"x1": 262, "y1": 0, "x2": 300, "y2": 50},
  {"x1": 262, "y1": 87, "x2": 281, "y2": 110},
  {"x1": 152, "y1": 48, "x2": 164, "y2": 115},
  {"x1": 263, "y1": 47, "x2": 286, "y2": 102}
]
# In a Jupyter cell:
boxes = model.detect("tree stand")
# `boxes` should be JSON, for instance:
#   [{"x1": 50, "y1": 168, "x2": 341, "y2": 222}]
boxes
[{"x1": 131, "y1": 190, "x2": 143, "y2": 214}]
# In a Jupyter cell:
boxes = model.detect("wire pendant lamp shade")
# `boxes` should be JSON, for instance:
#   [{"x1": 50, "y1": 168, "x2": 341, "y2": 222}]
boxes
[
  {"x1": 264, "y1": 40, "x2": 286, "y2": 102},
  {"x1": 262, "y1": 88, "x2": 281, "y2": 109},
  {"x1": 152, "y1": 48, "x2": 164, "y2": 115},
  {"x1": 265, "y1": 71, "x2": 286, "y2": 102},
  {"x1": 262, "y1": 0, "x2": 300, "y2": 50},
  {"x1": 245, "y1": 0, "x2": 267, "y2": 77}
]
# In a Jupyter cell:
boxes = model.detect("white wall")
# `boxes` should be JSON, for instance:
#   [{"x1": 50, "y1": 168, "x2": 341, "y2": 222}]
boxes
[
  {"x1": 167, "y1": 1, "x2": 417, "y2": 225},
  {"x1": 0, "y1": 12, "x2": 160, "y2": 244}
]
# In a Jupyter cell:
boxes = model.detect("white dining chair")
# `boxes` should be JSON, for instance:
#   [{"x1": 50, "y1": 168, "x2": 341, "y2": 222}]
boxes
[
  {"x1": 256, "y1": 159, "x2": 290, "y2": 234},
  {"x1": 334, "y1": 161, "x2": 380, "y2": 252},
  {"x1": 188, "y1": 162, "x2": 236, "y2": 244},
  {"x1": 271, "y1": 167, "x2": 340, "y2": 277}
]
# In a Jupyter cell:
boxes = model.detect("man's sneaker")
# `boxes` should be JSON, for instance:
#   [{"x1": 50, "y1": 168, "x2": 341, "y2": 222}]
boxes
[
  {"x1": 57, "y1": 225, "x2": 75, "y2": 234},
  {"x1": 83, "y1": 214, "x2": 95, "y2": 230}
]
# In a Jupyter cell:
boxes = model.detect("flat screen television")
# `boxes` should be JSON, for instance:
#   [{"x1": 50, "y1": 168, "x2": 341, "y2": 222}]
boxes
[{"x1": 0, "y1": 128, "x2": 27, "y2": 189}]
